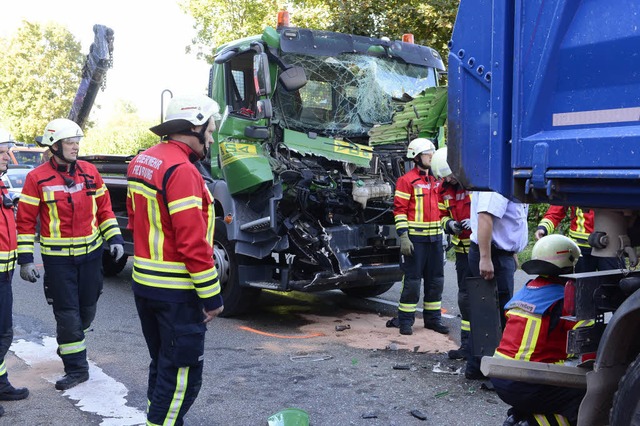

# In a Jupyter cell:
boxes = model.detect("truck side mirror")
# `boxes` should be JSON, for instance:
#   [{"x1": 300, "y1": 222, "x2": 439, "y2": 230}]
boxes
[
  {"x1": 254, "y1": 99, "x2": 273, "y2": 120},
  {"x1": 278, "y1": 66, "x2": 307, "y2": 92},
  {"x1": 253, "y1": 53, "x2": 272, "y2": 96}
]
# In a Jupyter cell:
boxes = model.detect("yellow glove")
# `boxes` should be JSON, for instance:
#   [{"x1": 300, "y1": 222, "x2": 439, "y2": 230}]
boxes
[{"x1": 399, "y1": 232, "x2": 414, "y2": 256}]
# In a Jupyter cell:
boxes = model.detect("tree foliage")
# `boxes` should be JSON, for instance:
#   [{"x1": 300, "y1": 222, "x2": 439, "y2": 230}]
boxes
[
  {"x1": 0, "y1": 21, "x2": 84, "y2": 143},
  {"x1": 180, "y1": 0, "x2": 459, "y2": 63},
  {"x1": 81, "y1": 100, "x2": 158, "y2": 156}
]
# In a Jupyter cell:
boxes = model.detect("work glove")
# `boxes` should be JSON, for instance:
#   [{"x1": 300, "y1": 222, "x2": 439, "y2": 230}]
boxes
[
  {"x1": 446, "y1": 220, "x2": 463, "y2": 235},
  {"x1": 460, "y1": 218, "x2": 471, "y2": 230},
  {"x1": 110, "y1": 244, "x2": 124, "y2": 262},
  {"x1": 20, "y1": 263, "x2": 40, "y2": 283},
  {"x1": 399, "y1": 233, "x2": 414, "y2": 256}
]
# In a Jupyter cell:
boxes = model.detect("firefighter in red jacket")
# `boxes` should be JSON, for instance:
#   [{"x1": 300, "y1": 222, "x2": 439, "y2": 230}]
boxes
[
  {"x1": 492, "y1": 235, "x2": 586, "y2": 426},
  {"x1": 386, "y1": 138, "x2": 448, "y2": 335},
  {"x1": 127, "y1": 94, "x2": 223, "y2": 426},
  {"x1": 432, "y1": 147, "x2": 472, "y2": 359},
  {"x1": 0, "y1": 134, "x2": 29, "y2": 415},
  {"x1": 16, "y1": 118, "x2": 124, "y2": 391},
  {"x1": 535, "y1": 206, "x2": 622, "y2": 272}
]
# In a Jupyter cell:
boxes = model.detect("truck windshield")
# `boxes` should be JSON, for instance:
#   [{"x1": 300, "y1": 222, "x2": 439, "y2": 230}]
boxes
[{"x1": 273, "y1": 53, "x2": 437, "y2": 137}]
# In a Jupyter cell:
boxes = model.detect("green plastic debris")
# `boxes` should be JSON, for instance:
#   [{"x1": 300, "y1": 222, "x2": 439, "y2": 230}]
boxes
[{"x1": 267, "y1": 408, "x2": 310, "y2": 426}]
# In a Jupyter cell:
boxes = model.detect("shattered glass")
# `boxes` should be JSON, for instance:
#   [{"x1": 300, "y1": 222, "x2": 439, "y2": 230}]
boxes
[{"x1": 273, "y1": 53, "x2": 437, "y2": 138}]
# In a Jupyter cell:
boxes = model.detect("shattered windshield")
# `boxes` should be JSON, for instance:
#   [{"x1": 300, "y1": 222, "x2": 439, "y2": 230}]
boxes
[{"x1": 273, "y1": 53, "x2": 437, "y2": 137}]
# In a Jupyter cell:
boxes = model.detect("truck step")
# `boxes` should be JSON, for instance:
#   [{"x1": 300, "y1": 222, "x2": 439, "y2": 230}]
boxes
[
  {"x1": 245, "y1": 280, "x2": 283, "y2": 290},
  {"x1": 240, "y1": 217, "x2": 271, "y2": 233}
]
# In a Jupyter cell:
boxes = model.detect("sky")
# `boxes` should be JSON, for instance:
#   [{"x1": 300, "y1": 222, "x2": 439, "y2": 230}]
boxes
[{"x1": 0, "y1": 0, "x2": 212, "y2": 123}]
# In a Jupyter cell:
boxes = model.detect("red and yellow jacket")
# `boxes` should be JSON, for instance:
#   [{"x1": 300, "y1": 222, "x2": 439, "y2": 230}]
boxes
[
  {"x1": 0, "y1": 183, "x2": 17, "y2": 273},
  {"x1": 438, "y1": 182, "x2": 471, "y2": 253},
  {"x1": 16, "y1": 159, "x2": 122, "y2": 264},
  {"x1": 537, "y1": 206, "x2": 593, "y2": 247},
  {"x1": 394, "y1": 167, "x2": 442, "y2": 241},
  {"x1": 494, "y1": 276, "x2": 586, "y2": 363},
  {"x1": 126, "y1": 141, "x2": 222, "y2": 311}
]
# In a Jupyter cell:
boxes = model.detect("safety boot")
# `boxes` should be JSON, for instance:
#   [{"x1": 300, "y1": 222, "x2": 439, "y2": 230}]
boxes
[
  {"x1": 424, "y1": 320, "x2": 449, "y2": 334},
  {"x1": 0, "y1": 385, "x2": 29, "y2": 401},
  {"x1": 55, "y1": 372, "x2": 89, "y2": 391}
]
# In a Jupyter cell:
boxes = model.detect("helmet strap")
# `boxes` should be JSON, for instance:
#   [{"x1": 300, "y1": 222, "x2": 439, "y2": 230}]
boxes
[
  {"x1": 177, "y1": 119, "x2": 210, "y2": 161},
  {"x1": 50, "y1": 144, "x2": 77, "y2": 167}
]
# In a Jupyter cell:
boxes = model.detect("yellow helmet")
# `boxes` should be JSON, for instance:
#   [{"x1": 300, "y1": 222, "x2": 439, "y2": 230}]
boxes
[
  {"x1": 431, "y1": 147, "x2": 452, "y2": 179},
  {"x1": 522, "y1": 234, "x2": 580, "y2": 275}
]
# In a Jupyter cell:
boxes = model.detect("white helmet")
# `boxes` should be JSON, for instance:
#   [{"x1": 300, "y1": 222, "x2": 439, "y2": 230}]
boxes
[
  {"x1": 431, "y1": 147, "x2": 452, "y2": 179},
  {"x1": 522, "y1": 234, "x2": 581, "y2": 275},
  {"x1": 40, "y1": 119, "x2": 83, "y2": 147},
  {"x1": 0, "y1": 129, "x2": 14, "y2": 147},
  {"x1": 406, "y1": 138, "x2": 436, "y2": 159},
  {"x1": 150, "y1": 94, "x2": 221, "y2": 137}
]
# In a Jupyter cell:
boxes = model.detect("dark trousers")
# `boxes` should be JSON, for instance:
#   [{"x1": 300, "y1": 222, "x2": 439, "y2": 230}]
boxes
[
  {"x1": 466, "y1": 242, "x2": 516, "y2": 375},
  {"x1": 455, "y1": 252, "x2": 471, "y2": 345},
  {"x1": 491, "y1": 378, "x2": 585, "y2": 425},
  {"x1": 0, "y1": 272, "x2": 13, "y2": 390},
  {"x1": 576, "y1": 246, "x2": 624, "y2": 273},
  {"x1": 43, "y1": 253, "x2": 103, "y2": 375},
  {"x1": 398, "y1": 240, "x2": 444, "y2": 325},
  {"x1": 135, "y1": 295, "x2": 207, "y2": 426}
]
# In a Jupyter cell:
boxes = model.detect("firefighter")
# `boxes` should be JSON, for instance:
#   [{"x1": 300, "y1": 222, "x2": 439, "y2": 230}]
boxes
[
  {"x1": 535, "y1": 206, "x2": 623, "y2": 272},
  {"x1": 127, "y1": 94, "x2": 223, "y2": 426},
  {"x1": 386, "y1": 138, "x2": 448, "y2": 335},
  {"x1": 16, "y1": 118, "x2": 124, "y2": 391},
  {"x1": 431, "y1": 147, "x2": 472, "y2": 359},
  {"x1": 492, "y1": 235, "x2": 586, "y2": 426},
  {"x1": 0, "y1": 133, "x2": 29, "y2": 416}
]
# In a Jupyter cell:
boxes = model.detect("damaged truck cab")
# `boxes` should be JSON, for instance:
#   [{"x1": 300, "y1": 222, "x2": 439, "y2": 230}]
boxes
[{"x1": 205, "y1": 20, "x2": 447, "y2": 315}]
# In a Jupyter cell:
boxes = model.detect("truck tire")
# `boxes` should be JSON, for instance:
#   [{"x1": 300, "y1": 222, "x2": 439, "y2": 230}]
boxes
[
  {"x1": 610, "y1": 353, "x2": 640, "y2": 425},
  {"x1": 214, "y1": 218, "x2": 261, "y2": 317},
  {"x1": 102, "y1": 249, "x2": 129, "y2": 277},
  {"x1": 341, "y1": 282, "x2": 395, "y2": 298}
]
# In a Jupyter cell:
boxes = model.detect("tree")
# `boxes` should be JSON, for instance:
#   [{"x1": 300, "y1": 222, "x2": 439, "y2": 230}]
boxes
[
  {"x1": 81, "y1": 100, "x2": 158, "y2": 156},
  {"x1": 180, "y1": 0, "x2": 458, "y2": 63},
  {"x1": 0, "y1": 21, "x2": 84, "y2": 143}
]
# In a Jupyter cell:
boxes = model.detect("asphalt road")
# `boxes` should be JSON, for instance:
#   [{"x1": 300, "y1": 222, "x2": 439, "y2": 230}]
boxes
[{"x1": 3, "y1": 252, "x2": 532, "y2": 426}]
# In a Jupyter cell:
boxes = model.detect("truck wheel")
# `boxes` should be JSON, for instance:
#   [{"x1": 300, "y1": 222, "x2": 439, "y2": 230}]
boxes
[
  {"x1": 610, "y1": 353, "x2": 640, "y2": 425},
  {"x1": 214, "y1": 218, "x2": 261, "y2": 317},
  {"x1": 102, "y1": 249, "x2": 129, "y2": 277},
  {"x1": 341, "y1": 282, "x2": 395, "y2": 298}
]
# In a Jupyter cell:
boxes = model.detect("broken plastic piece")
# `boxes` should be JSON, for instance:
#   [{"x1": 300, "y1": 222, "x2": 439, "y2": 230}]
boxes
[
  {"x1": 410, "y1": 409, "x2": 427, "y2": 420},
  {"x1": 289, "y1": 354, "x2": 333, "y2": 362},
  {"x1": 267, "y1": 408, "x2": 310, "y2": 426},
  {"x1": 335, "y1": 324, "x2": 351, "y2": 331},
  {"x1": 392, "y1": 364, "x2": 411, "y2": 370},
  {"x1": 361, "y1": 412, "x2": 378, "y2": 419}
]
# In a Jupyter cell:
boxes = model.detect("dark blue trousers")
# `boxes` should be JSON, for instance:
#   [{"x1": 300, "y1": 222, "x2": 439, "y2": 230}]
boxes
[
  {"x1": 465, "y1": 242, "x2": 516, "y2": 376},
  {"x1": 576, "y1": 246, "x2": 623, "y2": 273},
  {"x1": 0, "y1": 271, "x2": 14, "y2": 390},
  {"x1": 135, "y1": 295, "x2": 207, "y2": 426},
  {"x1": 43, "y1": 252, "x2": 103, "y2": 375}
]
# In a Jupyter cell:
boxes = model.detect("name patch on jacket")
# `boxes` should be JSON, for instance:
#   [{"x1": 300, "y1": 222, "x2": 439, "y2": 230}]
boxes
[{"x1": 130, "y1": 154, "x2": 164, "y2": 180}]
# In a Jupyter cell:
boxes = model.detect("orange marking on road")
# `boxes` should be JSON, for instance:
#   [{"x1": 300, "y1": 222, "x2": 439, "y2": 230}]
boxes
[{"x1": 238, "y1": 325, "x2": 324, "y2": 339}]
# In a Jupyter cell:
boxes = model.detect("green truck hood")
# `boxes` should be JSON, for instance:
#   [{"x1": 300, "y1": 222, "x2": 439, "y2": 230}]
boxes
[{"x1": 368, "y1": 86, "x2": 448, "y2": 146}]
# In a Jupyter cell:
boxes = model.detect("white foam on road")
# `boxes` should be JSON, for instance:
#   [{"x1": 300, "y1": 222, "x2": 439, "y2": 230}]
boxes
[{"x1": 11, "y1": 337, "x2": 146, "y2": 426}]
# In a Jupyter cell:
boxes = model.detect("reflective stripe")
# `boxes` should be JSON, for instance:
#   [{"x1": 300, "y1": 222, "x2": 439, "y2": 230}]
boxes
[
  {"x1": 398, "y1": 302, "x2": 416, "y2": 313},
  {"x1": 59, "y1": 339, "x2": 86, "y2": 355},
  {"x1": 539, "y1": 218, "x2": 555, "y2": 235},
  {"x1": 128, "y1": 182, "x2": 164, "y2": 259},
  {"x1": 168, "y1": 196, "x2": 201, "y2": 216},
  {"x1": 0, "y1": 360, "x2": 6, "y2": 377},
  {"x1": 534, "y1": 413, "x2": 552, "y2": 426},
  {"x1": 555, "y1": 414, "x2": 570, "y2": 426},
  {"x1": 17, "y1": 234, "x2": 36, "y2": 256},
  {"x1": 423, "y1": 301, "x2": 441, "y2": 311},
  {"x1": 164, "y1": 367, "x2": 189, "y2": 426},
  {"x1": 19, "y1": 192, "x2": 40, "y2": 206},
  {"x1": 394, "y1": 190, "x2": 411, "y2": 200},
  {"x1": 40, "y1": 230, "x2": 103, "y2": 257},
  {"x1": 461, "y1": 320, "x2": 471, "y2": 332},
  {"x1": 99, "y1": 217, "x2": 121, "y2": 241},
  {"x1": 0, "y1": 250, "x2": 17, "y2": 272},
  {"x1": 507, "y1": 310, "x2": 542, "y2": 361}
]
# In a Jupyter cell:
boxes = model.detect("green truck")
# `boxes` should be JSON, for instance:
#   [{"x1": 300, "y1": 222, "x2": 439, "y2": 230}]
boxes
[{"x1": 85, "y1": 22, "x2": 448, "y2": 316}]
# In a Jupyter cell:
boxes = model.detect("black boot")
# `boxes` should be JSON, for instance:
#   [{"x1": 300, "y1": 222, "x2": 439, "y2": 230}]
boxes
[
  {"x1": 448, "y1": 346, "x2": 467, "y2": 360},
  {"x1": 55, "y1": 372, "x2": 89, "y2": 391},
  {"x1": 424, "y1": 320, "x2": 449, "y2": 334},
  {"x1": 386, "y1": 317, "x2": 414, "y2": 335},
  {"x1": 0, "y1": 385, "x2": 29, "y2": 401}
]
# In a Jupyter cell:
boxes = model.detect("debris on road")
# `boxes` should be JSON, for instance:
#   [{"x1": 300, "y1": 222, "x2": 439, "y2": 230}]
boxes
[
  {"x1": 410, "y1": 409, "x2": 428, "y2": 420},
  {"x1": 335, "y1": 324, "x2": 351, "y2": 331},
  {"x1": 289, "y1": 353, "x2": 333, "y2": 362},
  {"x1": 432, "y1": 362, "x2": 462, "y2": 375}
]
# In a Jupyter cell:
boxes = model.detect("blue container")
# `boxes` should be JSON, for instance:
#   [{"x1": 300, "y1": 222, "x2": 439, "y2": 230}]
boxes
[{"x1": 448, "y1": 0, "x2": 640, "y2": 208}]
